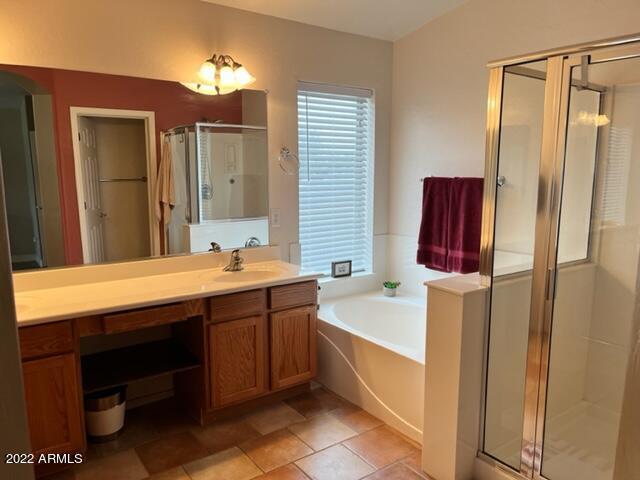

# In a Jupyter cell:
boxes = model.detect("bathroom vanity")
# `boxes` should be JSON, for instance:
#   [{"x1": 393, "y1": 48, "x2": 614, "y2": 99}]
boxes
[{"x1": 13, "y1": 252, "x2": 319, "y2": 474}]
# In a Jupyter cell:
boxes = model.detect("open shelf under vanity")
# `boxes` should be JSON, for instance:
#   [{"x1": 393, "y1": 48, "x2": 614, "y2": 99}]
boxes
[{"x1": 81, "y1": 338, "x2": 201, "y2": 394}]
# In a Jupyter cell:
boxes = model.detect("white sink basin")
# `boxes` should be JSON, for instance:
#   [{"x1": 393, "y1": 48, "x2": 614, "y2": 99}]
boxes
[{"x1": 213, "y1": 270, "x2": 280, "y2": 283}]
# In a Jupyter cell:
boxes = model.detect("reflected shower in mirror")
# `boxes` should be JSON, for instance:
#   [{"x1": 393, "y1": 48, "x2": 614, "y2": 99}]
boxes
[
  {"x1": 162, "y1": 123, "x2": 268, "y2": 256},
  {"x1": 0, "y1": 64, "x2": 268, "y2": 270}
]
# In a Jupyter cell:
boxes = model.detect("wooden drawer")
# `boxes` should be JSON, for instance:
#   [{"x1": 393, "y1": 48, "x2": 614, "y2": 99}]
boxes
[
  {"x1": 103, "y1": 303, "x2": 187, "y2": 334},
  {"x1": 210, "y1": 289, "x2": 266, "y2": 323},
  {"x1": 269, "y1": 281, "x2": 317, "y2": 310},
  {"x1": 19, "y1": 321, "x2": 74, "y2": 360}
]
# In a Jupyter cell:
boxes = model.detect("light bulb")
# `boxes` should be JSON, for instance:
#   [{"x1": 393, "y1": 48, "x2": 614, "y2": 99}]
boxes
[
  {"x1": 198, "y1": 60, "x2": 216, "y2": 83},
  {"x1": 234, "y1": 65, "x2": 255, "y2": 87},
  {"x1": 219, "y1": 65, "x2": 236, "y2": 88},
  {"x1": 180, "y1": 82, "x2": 219, "y2": 95}
]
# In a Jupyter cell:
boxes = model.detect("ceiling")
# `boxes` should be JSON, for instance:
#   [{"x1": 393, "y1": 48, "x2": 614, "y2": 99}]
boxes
[{"x1": 203, "y1": 0, "x2": 467, "y2": 41}]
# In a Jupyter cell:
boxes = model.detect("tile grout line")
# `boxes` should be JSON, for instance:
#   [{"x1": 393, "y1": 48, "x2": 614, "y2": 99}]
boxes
[
  {"x1": 340, "y1": 440, "x2": 379, "y2": 471},
  {"x1": 236, "y1": 443, "x2": 268, "y2": 475}
]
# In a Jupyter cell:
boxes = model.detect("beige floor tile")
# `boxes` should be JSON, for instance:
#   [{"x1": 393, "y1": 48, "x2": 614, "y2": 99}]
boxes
[
  {"x1": 330, "y1": 408, "x2": 384, "y2": 434},
  {"x1": 295, "y1": 444, "x2": 375, "y2": 480},
  {"x1": 343, "y1": 426, "x2": 418, "y2": 469},
  {"x1": 285, "y1": 388, "x2": 348, "y2": 418},
  {"x1": 135, "y1": 431, "x2": 209, "y2": 474},
  {"x1": 192, "y1": 417, "x2": 261, "y2": 453},
  {"x1": 288, "y1": 413, "x2": 357, "y2": 450},
  {"x1": 253, "y1": 463, "x2": 310, "y2": 479},
  {"x1": 365, "y1": 462, "x2": 425, "y2": 479},
  {"x1": 243, "y1": 402, "x2": 306, "y2": 435},
  {"x1": 144, "y1": 466, "x2": 190, "y2": 479},
  {"x1": 240, "y1": 428, "x2": 313, "y2": 472},
  {"x1": 183, "y1": 447, "x2": 262, "y2": 480},
  {"x1": 401, "y1": 451, "x2": 429, "y2": 478},
  {"x1": 74, "y1": 449, "x2": 148, "y2": 480}
]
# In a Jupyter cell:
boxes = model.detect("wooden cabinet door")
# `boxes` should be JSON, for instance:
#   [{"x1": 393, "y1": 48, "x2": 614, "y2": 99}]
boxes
[
  {"x1": 209, "y1": 315, "x2": 268, "y2": 408},
  {"x1": 270, "y1": 305, "x2": 317, "y2": 390},
  {"x1": 22, "y1": 353, "x2": 84, "y2": 455}
]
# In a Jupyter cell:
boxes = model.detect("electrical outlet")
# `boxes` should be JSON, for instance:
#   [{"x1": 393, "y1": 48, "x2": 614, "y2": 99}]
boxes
[{"x1": 270, "y1": 208, "x2": 281, "y2": 228}]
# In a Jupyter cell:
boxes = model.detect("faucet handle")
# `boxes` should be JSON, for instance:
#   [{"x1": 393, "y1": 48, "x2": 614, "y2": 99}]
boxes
[
  {"x1": 231, "y1": 249, "x2": 241, "y2": 259},
  {"x1": 209, "y1": 242, "x2": 222, "y2": 253}
]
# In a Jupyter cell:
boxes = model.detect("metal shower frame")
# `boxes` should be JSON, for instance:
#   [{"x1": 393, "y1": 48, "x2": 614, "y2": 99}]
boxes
[
  {"x1": 478, "y1": 32, "x2": 640, "y2": 480},
  {"x1": 161, "y1": 122, "x2": 268, "y2": 225}
]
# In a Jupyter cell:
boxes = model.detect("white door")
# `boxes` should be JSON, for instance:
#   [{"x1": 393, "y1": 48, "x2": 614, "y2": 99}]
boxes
[{"x1": 77, "y1": 116, "x2": 105, "y2": 263}]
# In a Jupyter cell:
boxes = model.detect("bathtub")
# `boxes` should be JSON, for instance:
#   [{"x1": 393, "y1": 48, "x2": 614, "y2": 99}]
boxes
[{"x1": 317, "y1": 292, "x2": 426, "y2": 443}]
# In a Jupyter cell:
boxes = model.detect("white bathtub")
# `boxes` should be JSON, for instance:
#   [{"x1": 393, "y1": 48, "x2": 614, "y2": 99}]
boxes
[{"x1": 317, "y1": 292, "x2": 426, "y2": 443}]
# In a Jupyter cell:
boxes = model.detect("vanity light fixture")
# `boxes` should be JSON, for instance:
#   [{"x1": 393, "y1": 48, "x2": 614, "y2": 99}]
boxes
[{"x1": 181, "y1": 54, "x2": 255, "y2": 95}]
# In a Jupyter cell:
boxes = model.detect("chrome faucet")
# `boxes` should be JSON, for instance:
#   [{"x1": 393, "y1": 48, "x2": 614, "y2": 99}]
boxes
[
  {"x1": 209, "y1": 242, "x2": 222, "y2": 253},
  {"x1": 223, "y1": 249, "x2": 244, "y2": 272},
  {"x1": 245, "y1": 236, "x2": 261, "y2": 248}
]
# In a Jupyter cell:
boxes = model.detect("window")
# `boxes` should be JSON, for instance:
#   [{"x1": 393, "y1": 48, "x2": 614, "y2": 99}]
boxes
[{"x1": 297, "y1": 82, "x2": 374, "y2": 275}]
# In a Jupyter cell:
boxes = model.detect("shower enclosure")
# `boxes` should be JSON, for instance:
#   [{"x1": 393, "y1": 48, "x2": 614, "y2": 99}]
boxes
[
  {"x1": 480, "y1": 35, "x2": 640, "y2": 480},
  {"x1": 162, "y1": 123, "x2": 268, "y2": 254}
]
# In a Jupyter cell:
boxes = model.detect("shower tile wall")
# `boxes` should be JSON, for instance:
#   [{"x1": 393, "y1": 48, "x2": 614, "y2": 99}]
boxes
[{"x1": 583, "y1": 83, "x2": 640, "y2": 414}]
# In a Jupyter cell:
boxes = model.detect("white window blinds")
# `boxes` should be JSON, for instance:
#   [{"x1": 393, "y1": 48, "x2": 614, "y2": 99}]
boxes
[{"x1": 297, "y1": 82, "x2": 374, "y2": 275}]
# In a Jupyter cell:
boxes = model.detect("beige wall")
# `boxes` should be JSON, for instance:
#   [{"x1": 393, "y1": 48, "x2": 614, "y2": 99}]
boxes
[
  {"x1": 0, "y1": 0, "x2": 392, "y2": 261},
  {"x1": 390, "y1": 0, "x2": 640, "y2": 240}
]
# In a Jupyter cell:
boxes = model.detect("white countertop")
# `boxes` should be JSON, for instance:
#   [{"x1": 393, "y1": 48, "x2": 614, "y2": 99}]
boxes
[{"x1": 14, "y1": 256, "x2": 321, "y2": 327}]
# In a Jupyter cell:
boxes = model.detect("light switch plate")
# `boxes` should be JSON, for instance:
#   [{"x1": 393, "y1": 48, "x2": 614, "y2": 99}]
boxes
[
  {"x1": 270, "y1": 208, "x2": 281, "y2": 228},
  {"x1": 289, "y1": 243, "x2": 301, "y2": 265}
]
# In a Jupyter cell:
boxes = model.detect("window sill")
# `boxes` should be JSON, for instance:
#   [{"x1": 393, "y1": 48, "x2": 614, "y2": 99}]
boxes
[{"x1": 317, "y1": 271, "x2": 375, "y2": 285}]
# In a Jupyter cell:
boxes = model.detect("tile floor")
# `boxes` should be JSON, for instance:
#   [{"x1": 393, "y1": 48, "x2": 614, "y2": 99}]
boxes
[{"x1": 46, "y1": 385, "x2": 429, "y2": 480}]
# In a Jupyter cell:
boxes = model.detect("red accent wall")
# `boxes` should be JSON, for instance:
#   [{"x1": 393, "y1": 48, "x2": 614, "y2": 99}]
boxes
[{"x1": 2, "y1": 64, "x2": 243, "y2": 265}]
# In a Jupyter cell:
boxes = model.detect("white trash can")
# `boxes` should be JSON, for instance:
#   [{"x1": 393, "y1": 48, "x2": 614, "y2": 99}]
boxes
[{"x1": 85, "y1": 386, "x2": 126, "y2": 443}]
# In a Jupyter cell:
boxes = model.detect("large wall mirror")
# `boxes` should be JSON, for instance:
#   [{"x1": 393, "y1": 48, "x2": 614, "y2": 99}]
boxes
[{"x1": 0, "y1": 64, "x2": 268, "y2": 270}]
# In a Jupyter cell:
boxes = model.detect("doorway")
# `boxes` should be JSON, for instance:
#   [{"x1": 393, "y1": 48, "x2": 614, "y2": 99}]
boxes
[
  {"x1": 0, "y1": 82, "x2": 44, "y2": 270},
  {"x1": 70, "y1": 108, "x2": 158, "y2": 264}
]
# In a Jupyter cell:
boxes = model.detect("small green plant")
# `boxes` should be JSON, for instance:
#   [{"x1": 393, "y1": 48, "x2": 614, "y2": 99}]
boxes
[{"x1": 383, "y1": 280, "x2": 401, "y2": 289}]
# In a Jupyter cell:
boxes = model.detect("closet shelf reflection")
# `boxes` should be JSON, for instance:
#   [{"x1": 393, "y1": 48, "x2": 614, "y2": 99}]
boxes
[{"x1": 98, "y1": 176, "x2": 148, "y2": 183}]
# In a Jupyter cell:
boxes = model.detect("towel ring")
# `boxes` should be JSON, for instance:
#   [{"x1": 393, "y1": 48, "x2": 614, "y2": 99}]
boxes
[{"x1": 279, "y1": 147, "x2": 299, "y2": 175}]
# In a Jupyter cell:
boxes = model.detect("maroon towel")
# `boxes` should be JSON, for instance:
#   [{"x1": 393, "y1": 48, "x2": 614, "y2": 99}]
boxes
[
  {"x1": 446, "y1": 177, "x2": 484, "y2": 274},
  {"x1": 417, "y1": 177, "x2": 451, "y2": 272}
]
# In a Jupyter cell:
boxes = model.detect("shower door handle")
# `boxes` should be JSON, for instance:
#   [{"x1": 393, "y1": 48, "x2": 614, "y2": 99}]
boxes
[{"x1": 545, "y1": 268, "x2": 557, "y2": 302}]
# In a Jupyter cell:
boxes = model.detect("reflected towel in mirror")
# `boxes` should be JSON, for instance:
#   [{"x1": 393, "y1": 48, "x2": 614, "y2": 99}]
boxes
[{"x1": 155, "y1": 138, "x2": 175, "y2": 224}]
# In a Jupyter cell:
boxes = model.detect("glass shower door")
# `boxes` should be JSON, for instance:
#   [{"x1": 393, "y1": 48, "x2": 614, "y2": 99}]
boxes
[
  {"x1": 541, "y1": 53, "x2": 640, "y2": 480},
  {"x1": 483, "y1": 60, "x2": 547, "y2": 470}
]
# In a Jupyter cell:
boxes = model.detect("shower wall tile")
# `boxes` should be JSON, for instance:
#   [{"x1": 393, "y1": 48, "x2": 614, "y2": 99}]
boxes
[
  {"x1": 589, "y1": 225, "x2": 639, "y2": 348},
  {"x1": 584, "y1": 339, "x2": 630, "y2": 411},
  {"x1": 583, "y1": 225, "x2": 638, "y2": 413}
]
